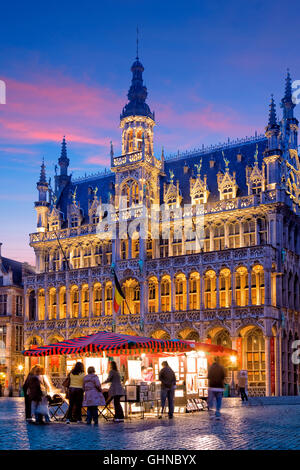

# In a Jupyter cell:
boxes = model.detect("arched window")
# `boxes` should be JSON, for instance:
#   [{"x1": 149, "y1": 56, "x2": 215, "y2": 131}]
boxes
[
  {"x1": 105, "y1": 284, "x2": 113, "y2": 315},
  {"x1": 161, "y1": 278, "x2": 171, "y2": 312},
  {"x1": 83, "y1": 245, "x2": 92, "y2": 268},
  {"x1": 95, "y1": 243, "x2": 103, "y2": 265},
  {"x1": 214, "y1": 225, "x2": 225, "y2": 251},
  {"x1": 214, "y1": 330, "x2": 232, "y2": 348},
  {"x1": 258, "y1": 217, "x2": 267, "y2": 244},
  {"x1": 175, "y1": 276, "x2": 185, "y2": 311},
  {"x1": 189, "y1": 274, "x2": 200, "y2": 310},
  {"x1": 243, "y1": 220, "x2": 255, "y2": 246},
  {"x1": 93, "y1": 284, "x2": 102, "y2": 316},
  {"x1": 246, "y1": 328, "x2": 265, "y2": 387},
  {"x1": 204, "y1": 271, "x2": 216, "y2": 309},
  {"x1": 71, "y1": 287, "x2": 79, "y2": 318},
  {"x1": 128, "y1": 130, "x2": 133, "y2": 152},
  {"x1": 146, "y1": 237, "x2": 153, "y2": 259},
  {"x1": 148, "y1": 280, "x2": 157, "y2": 313},
  {"x1": 228, "y1": 222, "x2": 240, "y2": 248}
]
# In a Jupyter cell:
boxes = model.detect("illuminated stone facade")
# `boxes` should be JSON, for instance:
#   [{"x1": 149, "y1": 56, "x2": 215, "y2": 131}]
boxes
[
  {"x1": 24, "y1": 61, "x2": 300, "y2": 396},
  {"x1": 0, "y1": 244, "x2": 34, "y2": 393}
]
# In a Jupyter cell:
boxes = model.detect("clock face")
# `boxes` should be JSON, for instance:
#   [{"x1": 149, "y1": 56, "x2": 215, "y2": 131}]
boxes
[{"x1": 285, "y1": 149, "x2": 300, "y2": 205}]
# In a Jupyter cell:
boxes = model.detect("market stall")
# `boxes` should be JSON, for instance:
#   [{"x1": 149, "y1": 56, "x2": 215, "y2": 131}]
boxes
[{"x1": 23, "y1": 332, "x2": 237, "y2": 417}]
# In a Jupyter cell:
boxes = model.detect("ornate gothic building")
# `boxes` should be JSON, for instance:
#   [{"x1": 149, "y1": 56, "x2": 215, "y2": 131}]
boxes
[{"x1": 24, "y1": 57, "x2": 300, "y2": 396}]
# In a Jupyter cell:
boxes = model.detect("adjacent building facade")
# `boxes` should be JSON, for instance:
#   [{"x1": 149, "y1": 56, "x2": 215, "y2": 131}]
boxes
[
  {"x1": 24, "y1": 56, "x2": 300, "y2": 396},
  {"x1": 0, "y1": 244, "x2": 33, "y2": 393}
]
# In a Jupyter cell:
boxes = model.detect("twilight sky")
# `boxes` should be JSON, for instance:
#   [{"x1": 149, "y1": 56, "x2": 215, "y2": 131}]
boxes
[{"x1": 0, "y1": 0, "x2": 300, "y2": 264}]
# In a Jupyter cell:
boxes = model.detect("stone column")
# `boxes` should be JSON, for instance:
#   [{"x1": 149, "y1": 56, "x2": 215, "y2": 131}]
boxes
[
  {"x1": 216, "y1": 273, "x2": 220, "y2": 309},
  {"x1": 91, "y1": 244, "x2": 96, "y2": 266},
  {"x1": 78, "y1": 287, "x2": 82, "y2": 318},
  {"x1": 239, "y1": 220, "x2": 244, "y2": 247},
  {"x1": 231, "y1": 270, "x2": 236, "y2": 307},
  {"x1": 209, "y1": 226, "x2": 214, "y2": 252},
  {"x1": 265, "y1": 336, "x2": 271, "y2": 396},
  {"x1": 44, "y1": 289, "x2": 49, "y2": 321},
  {"x1": 200, "y1": 275, "x2": 204, "y2": 309},
  {"x1": 56, "y1": 289, "x2": 60, "y2": 320},
  {"x1": 224, "y1": 223, "x2": 229, "y2": 249},
  {"x1": 264, "y1": 269, "x2": 271, "y2": 306},
  {"x1": 89, "y1": 285, "x2": 93, "y2": 318},
  {"x1": 101, "y1": 285, "x2": 105, "y2": 316},
  {"x1": 255, "y1": 217, "x2": 260, "y2": 245},
  {"x1": 248, "y1": 269, "x2": 252, "y2": 305},
  {"x1": 66, "y1": 286, "x2": 71, "y2": 319},
  {"x1": 25, "y1": 292, "x2": 29, "y2": 321},
  {"x1": 158, "y1": 280, "x2": 162, "y2": 312},
  {"x1": 7, "y1": 289, "x2": 13, "y2": 316},
  {"x1": 186, "y1": 276, "x2": 190, "y2": 311},
  {"x1": 171, "y1": 277, "x2": 175, "y2": 313},
  {"x1": 275, "y1": 332, "x2": 282, "y2": 396},
  {"x1": 140, "y1": 280, "x2": 146, "y2": 325}
]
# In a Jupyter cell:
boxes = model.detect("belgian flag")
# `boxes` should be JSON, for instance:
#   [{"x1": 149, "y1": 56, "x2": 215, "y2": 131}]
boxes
[{"x1": 113, "y1": 270, "x2": 125, "y2": 314}]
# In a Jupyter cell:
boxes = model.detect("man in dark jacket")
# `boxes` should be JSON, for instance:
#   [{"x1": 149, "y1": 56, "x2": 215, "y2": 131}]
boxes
[
  {"x1": 207, "y1": 358, "x2": 226, "y2": 419},
  {"x1": 159, "y1": 361, "x2": 176, "y2": 419}
]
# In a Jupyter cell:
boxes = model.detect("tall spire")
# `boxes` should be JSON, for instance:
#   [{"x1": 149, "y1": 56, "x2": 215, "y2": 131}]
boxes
[
  {"x1": 280, "y1": 69, "x2": 299, "y2": 150},
  {"x1": 36, "y1": 157, "x2": 49, "y2": 203},
  {"x1": 283, "y1": 69, "x2": 292, "y2": 103},
  {"x1": 264, "y1": 95, "x2": 280, "y2": 156},
  {"x1": 268, "y1": 94, "x2": 277, "y2": 127},
  {"x1": 39, "y1": 157, "x2": 47, "y2": 184},
  {"x1": 58, "y1": 136, "x2": 70, "y2": 176},
  {"x1": 120, "y1": 38, "x2": 155, "y2": 121}
]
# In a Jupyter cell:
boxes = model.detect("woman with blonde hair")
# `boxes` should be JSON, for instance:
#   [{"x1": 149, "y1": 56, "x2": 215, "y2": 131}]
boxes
[{"x1": 65, "y1": 361, "x2": 85, "y2": 423}]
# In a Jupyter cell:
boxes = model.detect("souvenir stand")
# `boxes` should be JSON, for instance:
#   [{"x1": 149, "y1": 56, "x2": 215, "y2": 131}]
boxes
[{"x1": 23, "y1": 332, "x2": 237, "y2": 418}]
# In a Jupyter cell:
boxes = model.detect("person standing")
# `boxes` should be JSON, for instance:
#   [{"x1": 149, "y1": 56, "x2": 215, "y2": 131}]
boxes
[
  {"x1": 158, "y1": 361, "x2": 176, "y2": 419},
  {"x1": 207, "y1": 358, "x2": 226, "y2": 419},
  {"x1": 83, "y1": 366, "x2": 106, "y2": 424},
  {"x1": 65, "y1": 362, "x2": 85, "y2": 423},
  {"x1": 102, "y1": 361, "x2": 125, "y2": 422},
  {"x1": 238, "y1": 371, "x2": 248, "y2": 403},
  {"x1": 36, "y1": 366, "x2": 51, "y2": 423},
  {"x1": 27, "y1": 367, "x2": 44, "y2": 423},
  {"x1": 23, "y1": 365, "x2": 38, "y2": 421}
]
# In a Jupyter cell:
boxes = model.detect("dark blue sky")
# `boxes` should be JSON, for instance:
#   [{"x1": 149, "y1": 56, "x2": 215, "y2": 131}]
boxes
[{"x1": 0, "y1": 0, "x2": 299, "y2": 261}]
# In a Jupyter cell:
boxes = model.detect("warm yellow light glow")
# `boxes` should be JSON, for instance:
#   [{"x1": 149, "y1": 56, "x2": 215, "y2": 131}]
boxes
[
  {"x1": 17, "y1": 364, "x2": 24, "y2": 372},
  {"x1": 230, "y1": 355, "x2": 237, "y2": 364}
]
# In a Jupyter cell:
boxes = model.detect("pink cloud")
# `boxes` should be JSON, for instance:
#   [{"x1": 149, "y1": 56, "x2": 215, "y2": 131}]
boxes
[
  {"x1": 0, "y1": 74, "x2": 123, "y2": 147},
  {"x1": 85, "y1": 155, "x2": 110, "y2": 165}
]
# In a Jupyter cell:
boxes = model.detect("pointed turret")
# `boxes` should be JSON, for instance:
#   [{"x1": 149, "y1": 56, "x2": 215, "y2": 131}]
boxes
[
  {"x1": 110, "y1": 140, "x2": 114, "y2": 166},
  {"x1": 37, "y1": 158, "x2": 49, "y2": 202},
  {"x1": 280, "y1": 70, "x2": 298, "y2": 150},
  {"x1": 58, "y1": 136, "x2": 69, "y2": 176},
  {"x1": 120, "y1": 57, "x2": 154, "y2": 121},
  {"x1": 55, "y1": 136, "x2": 71, "y2": 193},
  {"x1": 264, "y1": 95, "x2": 281, "y2": 156},
  {"x1": 35, "y1": 159, "x2": 50, "y2": 232}
]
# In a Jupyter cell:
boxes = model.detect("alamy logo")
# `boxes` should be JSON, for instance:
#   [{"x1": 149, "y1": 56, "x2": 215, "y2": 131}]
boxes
[
  {"x1": 0, "y1": 80, "x2": 6, "y2": 104},
  {"x1": 292, "y1": 80, "x2": 300, "y2": 105}
]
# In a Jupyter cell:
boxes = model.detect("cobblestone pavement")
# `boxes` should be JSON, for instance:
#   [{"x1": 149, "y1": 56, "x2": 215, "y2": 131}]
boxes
[{"x1": 0, "y1": 398, "x2": 299, "y2": 450}]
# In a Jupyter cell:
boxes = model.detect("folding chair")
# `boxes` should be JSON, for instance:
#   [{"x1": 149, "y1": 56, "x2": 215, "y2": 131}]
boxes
[
  {"x1": 99, "y1": 394, "x2": 115, "y2": 420},
  {"x1": 48, "y1": 394, "x2": 69, "y2": 421}
]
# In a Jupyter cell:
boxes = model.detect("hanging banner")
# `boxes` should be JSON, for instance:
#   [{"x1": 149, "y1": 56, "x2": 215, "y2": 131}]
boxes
[{"x1": 270, "y1": 336, "x2": 275, "y2": 395}]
